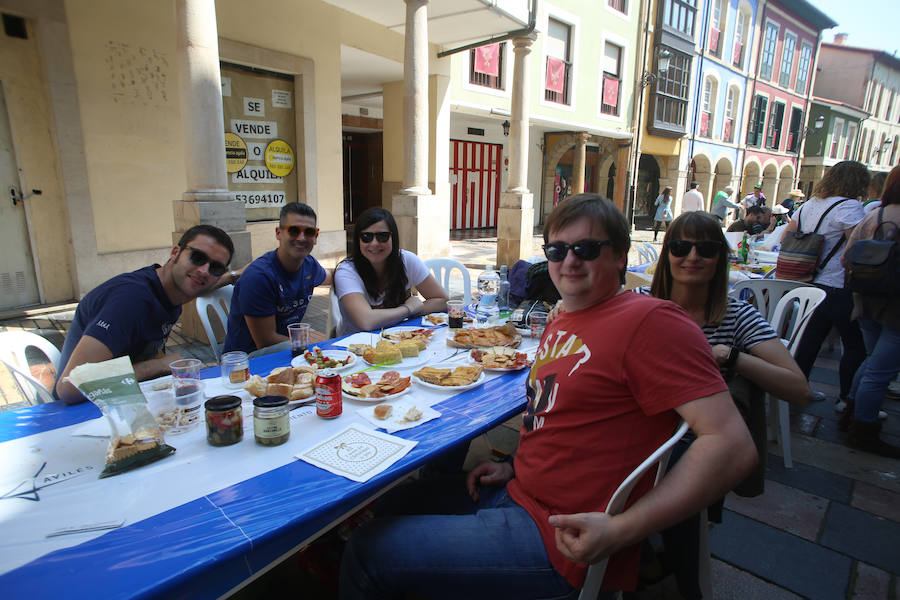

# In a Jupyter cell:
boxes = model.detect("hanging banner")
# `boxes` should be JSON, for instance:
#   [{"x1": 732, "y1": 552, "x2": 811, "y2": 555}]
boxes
[
  {"x1": 545, "y1": 57, "x2": 565, "y2": 93},
  {"x1": 602, "y1": 75, "x2": 619, "y2": 109},
  {"x1": 474, "y1": 43, "x2": 500, "y2": 77}
]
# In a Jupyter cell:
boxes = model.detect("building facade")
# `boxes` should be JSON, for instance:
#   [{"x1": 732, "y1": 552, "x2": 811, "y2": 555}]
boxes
[{"x1": 798, "y1": 98, "x2": 868, "y2": 195}]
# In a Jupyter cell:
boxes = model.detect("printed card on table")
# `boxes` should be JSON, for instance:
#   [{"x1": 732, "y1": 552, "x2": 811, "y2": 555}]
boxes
[{"x1": 296, "y1": 425, "x2": 417, "y2": 483}]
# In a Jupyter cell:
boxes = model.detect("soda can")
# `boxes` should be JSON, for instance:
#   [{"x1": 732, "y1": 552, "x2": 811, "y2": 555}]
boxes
[{"x1": 316, "y1": 369, "x2": 342, "y2": 419}]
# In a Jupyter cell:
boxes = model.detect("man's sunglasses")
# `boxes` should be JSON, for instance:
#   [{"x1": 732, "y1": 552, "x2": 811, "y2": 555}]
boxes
[
  {"x1": 360, "y1": 231, "x2": 392, "y2": 243},
  {"x1": 181, "y1": 246, "x2": 228, "y2": 277},
  {"x1": 286, "y1": 226, "x2": 319, "y2": 238},
  {"x1": 542, "y1": 239, "x2": 612, "y2": 262},
  {"x1": 667, "y1": 240, "x2": 722, "y2": 258}
]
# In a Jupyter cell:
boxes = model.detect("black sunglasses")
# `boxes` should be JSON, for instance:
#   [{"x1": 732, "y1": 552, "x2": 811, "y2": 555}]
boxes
[
  {"x1": 286, "y1": 226, "x2": 319, "y2": 238},
  {"x1": 360, "y1": 231, "x2": 392, "y2": 243},
  {"x1": 542, "y1": 239, "x2": 612, "y2": 262},
  {"x1": 181, "y1": 246, "x2": 228, "y2": 277},
  {"x1": 667, "y1": 240, "x2": 723, "y2": 259}
]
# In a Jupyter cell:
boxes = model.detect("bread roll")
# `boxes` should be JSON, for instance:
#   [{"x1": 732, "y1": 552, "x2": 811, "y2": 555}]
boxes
[
  {"x1": 266, "y1": 382, "x2": 292, "y2": 398},
  {"x1": 267, "y1": 367, "x2": 295, "y2": 385},
  {"x1": 244, "y1": 375, "x2": 268, "y2": 397},
  {"x1": 373, "y1": 405, "x2": 393, "y2": 420}
]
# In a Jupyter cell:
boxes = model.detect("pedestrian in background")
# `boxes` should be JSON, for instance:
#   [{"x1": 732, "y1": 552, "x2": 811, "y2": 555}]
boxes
[{"x1": 653, "y1": 186, "x2": 674, "y2": 241}]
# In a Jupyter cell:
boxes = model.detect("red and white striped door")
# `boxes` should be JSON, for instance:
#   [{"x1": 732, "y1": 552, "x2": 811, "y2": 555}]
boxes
[{"x1": 450, "y1": 140, "x2": 502, "y2": 229}]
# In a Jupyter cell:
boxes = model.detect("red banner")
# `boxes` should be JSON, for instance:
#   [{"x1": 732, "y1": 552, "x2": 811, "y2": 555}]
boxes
[
  {"x1": 724, "y1": 119, "x2": 733, "y2": 141},
  {"x1": 545, "y1": 56, "x2": 565, "y2": 93},
  {"x1": 602, "y1": 75, "x2": 619, "y2": 109},
  {"x1": 474, "y1": 43, "x2": 500, "y2": 77},
  {"x1": 700, "y1": 112, "x2": 710, "y2": 136},
  {"x1": 709, "y1": 28, "x2": 720, "y2": 53},
  {"x1": 733, "y1": 41, "x2": 743, "y2": 66}
]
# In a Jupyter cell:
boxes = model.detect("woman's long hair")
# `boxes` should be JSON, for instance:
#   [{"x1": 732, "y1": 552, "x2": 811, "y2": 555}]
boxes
[
  {"x1": 812, "y1": 160, "x2": 870, "y2": 200},
  {"x1": 880, "y1": 165, "x2": 900, "y2": 207},
  {"x1": 650, "y1": 212, "x2": 731, "y2": 325},
  {"x1": 344, "y1": 207, "x2": 408, "y2": 308},
  {"x1": 661, "y1": 186, "x2": 672, "y2": 199}
]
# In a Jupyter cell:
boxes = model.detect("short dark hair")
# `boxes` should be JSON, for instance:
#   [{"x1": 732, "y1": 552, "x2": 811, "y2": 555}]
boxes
[
  {"x1": 177, "y1": 225, "x2": 234, "y2": 264},
  {"x1": 651, "y1": 212, "x2": 730, "y2": 324},
  {"x1": 691, "y1": 182, "x2": 700, "y2": 189},
  {"x1": 746, "y1": 205, "x2": 764, "y2": 216},
  {"x1": 279, "y1": 202, "x2": 317, "y2": 226}
]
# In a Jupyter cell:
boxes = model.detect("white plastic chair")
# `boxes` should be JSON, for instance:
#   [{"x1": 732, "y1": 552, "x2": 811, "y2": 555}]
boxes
[
  {"x1": 326, "y1": 287, "x2": 343, "y2": 338},
  {"x1": 0, "y1": 331, "x2": 61, "y2": 405},
  {"x1": 765, "y1": 286, "x2": 827, "y2": 469},
  {"x1": 635, "y1": 245, "x2": 652, "y2": 264},
  {"x1": 578, "y1": 421, "x2": 709, "y2": 599},
  {"x1": 424, "y1": 258, "x2": 472, "y2": 305},
  {"x1": 730, "y1": 279, "x2": 807, "y2": 327},
  {"x1": 641, "y1": 242, "x2": 659, "y2": 262},
  {"x1": 196, "y1": 285, "x2": 233, "y2": 361}
]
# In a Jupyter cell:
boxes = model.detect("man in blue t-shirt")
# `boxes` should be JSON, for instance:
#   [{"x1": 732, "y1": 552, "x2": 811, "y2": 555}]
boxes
[
  {"x1": 223, "y1": 203, "x2": 331, "y2": 355},
  {"x1": 55, "y1": 225, "x2": 235, "y2": 404}
]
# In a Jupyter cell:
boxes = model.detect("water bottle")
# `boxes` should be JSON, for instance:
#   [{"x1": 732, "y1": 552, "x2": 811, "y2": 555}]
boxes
[
  {"x1": 740, "y1": 233, "x2": 749, "y2": 264},
  {"x1": 498, "y1": 265, "x2": 511, "y2": 315},
  {"x1": 476, "y1": 266, "x2": 500, "y2": 325}
]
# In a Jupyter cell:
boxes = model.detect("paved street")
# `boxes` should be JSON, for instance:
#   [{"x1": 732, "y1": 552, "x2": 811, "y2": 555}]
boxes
[{"x1": 1, "y1": 230, "x2": 897, "y2": 599}]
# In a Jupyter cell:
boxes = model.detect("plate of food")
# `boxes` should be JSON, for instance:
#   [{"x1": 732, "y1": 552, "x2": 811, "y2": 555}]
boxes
[
  {"x1": 291, "y1": 347, "x2": 355, "y2": 371},
  {"x1": 358, "y1": 401, "x2": 441, "y2": 433},
  {"x1": 341, "y1": 370, "x2": 412, "y2": 402},
  {"x1": 244, "y1": 365, "x2": 316, "y2": 403},
  {"x1": 423, "y1": 313, "x2": 448, "y2": 326},
  {"x1": 381, "y1": 326, "x2": 438, "y2": 343},
  {"x1": 470, "y1": 347, "x2": 532, "y2": 371},
  {"x1": 412, "y1": 365, "x2": 486, "y2": 392},
  {"x1": 354, "y1": 339, "x2": 435, "y2": 367},
  {"x1": 447, "y1": 322, "x2": 521, "y2": 349}
]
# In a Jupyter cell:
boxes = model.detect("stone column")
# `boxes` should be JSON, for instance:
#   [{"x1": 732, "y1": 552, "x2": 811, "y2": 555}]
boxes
[
  {"x1": 399, "y1": 0, "x2": 430, "y2": 195},
  {"x1": 175, "y1": 0, "x2": 249, "y2": 339},
  {"x1": 572, "y1": 133, "x2": 589, "y2": 194},
  {"x1": 497, "y1": 34, "x2": 537, "y2": 268}
]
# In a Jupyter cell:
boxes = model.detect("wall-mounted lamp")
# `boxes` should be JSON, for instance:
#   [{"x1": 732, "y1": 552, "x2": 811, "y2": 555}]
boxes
[
  {"x1": 803, "y1": 114, "x2": 826, "y2": 135},
  {"x1": 874, "y1": 138, "x2": 893, "y2": 159},
  {"x1": 502, "y1": 120, "x2": 510, "y2": 137},
  {"x1": 640, "y1": 48, "x2": 671, "y2": 87}
]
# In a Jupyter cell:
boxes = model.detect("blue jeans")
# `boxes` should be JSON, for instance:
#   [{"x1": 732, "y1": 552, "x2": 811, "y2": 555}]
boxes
[
  {"x1": 339, "y1": 475, "x2": 577, "y2": 600},
  {"x1": 793, "y1": 285, "x2": 866, "y2": 398},
  {"x1": 850, "y1": 318, "x2": 900, "y2": 423}
]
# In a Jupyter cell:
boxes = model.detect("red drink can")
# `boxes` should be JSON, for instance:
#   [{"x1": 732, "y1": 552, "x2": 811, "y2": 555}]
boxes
[{"x1": 315, "y1": 369, "x2": 342, "y2": 418}]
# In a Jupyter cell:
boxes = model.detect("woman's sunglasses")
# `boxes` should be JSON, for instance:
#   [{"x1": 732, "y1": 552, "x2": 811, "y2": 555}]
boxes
[
  {"x1": 360, "y1": 231, "x2": 392, "y2": 243},
  {"x1": 286, "y1": 226, "x2": 319, "y2": 238},
  {"x1": 667, "y1": 240, "x2": 722, "y2": 258},
  {"x1": 181, "y1": 246, "x2": 228, "y2": 277},
  {"x1": 542, "y1": 239, "x2": 612, "y2": 262}
]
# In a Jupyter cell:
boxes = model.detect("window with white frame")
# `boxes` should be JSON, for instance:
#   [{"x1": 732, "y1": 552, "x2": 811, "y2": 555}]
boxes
[
  {"x1": 700, "y1": 77, "x2": 717, "y2": 137},
  {"x1": 709, "y1": 0, "x2": 726, "y2": 58},
  {"x1": 724, "y1": 86, "x2": 737, "y2": 142},
  {"x1": 829, "y1": 117, "x2": 845, "y2": 159},
  {"x1": 545, "y1": 18, "x2": 572, "y2": 105},
  {"x1": 795, "y1": 43, "x2": 812, "y2": 94},
  {"x1": 733, "y1": 9, "x2": 750, "y2": 69},
  {"x1": 779, "y1": 32, "x2": 796, "y2": 88},
  {"x1": 468, "y1": 42, "x2": 506, "y2": 90},
  {"x1": 760, "y1": 22, "x2": 778, "y2": 81},
  {"x1": 601, "y1": 42, "x2": 623, "y2": 116},
  {"x1": 844, "y1": 122, "x2": 858, "y2": 159}
]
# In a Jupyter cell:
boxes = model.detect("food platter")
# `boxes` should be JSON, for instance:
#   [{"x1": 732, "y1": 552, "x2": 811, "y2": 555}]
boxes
[
  {"x1": 341, "y1": 371, "x2": 413, "y2": 403},
  {"x1": 412, "y1": 372, "x2": 487, "y2": 392},
  {"x1": 381, "y1": 326, "x2": 439, "y2": 340},
  {"x1": 447, "y1": 322, "x2": 521, "y2": 349},
  {"x1": 342, "y1": 386, "x2": 411, "y2": 403},
  {"x1": 362, "y1": 347, "x2": 436, "y2": 368},
  {"x1": 469, "y1": 347, "x2": 532, "y2": 372},
  {"x1": 423, "y1": 313, "x2": 448, "y2": 326},
  {"x1": 291, "y1": 349, "x2": 355, "y2": 372}
]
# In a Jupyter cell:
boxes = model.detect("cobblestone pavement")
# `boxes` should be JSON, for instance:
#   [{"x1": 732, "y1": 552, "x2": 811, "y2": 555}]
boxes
[{"x1": 1, "y1": 230, "x2": 897, "y2": 599}]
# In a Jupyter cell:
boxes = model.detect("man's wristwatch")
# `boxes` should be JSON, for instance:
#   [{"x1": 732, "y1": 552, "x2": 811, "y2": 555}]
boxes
[
  {"x1": 230, "y1": 270, "x2": 239, "y2": 284},
  {"x1": 723, "y1": 346, "x2": 740, "y2": 370}
]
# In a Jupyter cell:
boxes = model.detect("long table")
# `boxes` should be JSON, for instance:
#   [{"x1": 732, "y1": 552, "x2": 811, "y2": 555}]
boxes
[{"x1": 0, "y1": 322, "x2": 530, "y2": 599}]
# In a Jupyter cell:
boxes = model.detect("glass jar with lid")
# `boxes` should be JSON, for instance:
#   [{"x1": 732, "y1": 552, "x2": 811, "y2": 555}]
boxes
[
  {"x1": 253, "y1": 395, "x2": 290, "y2": 446},
  {"x1": 205, "y1": 395, "x2": 243, "y2": 446}
]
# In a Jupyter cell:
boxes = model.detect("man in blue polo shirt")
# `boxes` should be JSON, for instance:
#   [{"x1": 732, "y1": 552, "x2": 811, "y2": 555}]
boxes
[
  {"x1": 223, "y1": 203, "x2": 331, "y2": 355},
  {"x1": 55, "y1": 224, "x2": 235, "y2": 404}
]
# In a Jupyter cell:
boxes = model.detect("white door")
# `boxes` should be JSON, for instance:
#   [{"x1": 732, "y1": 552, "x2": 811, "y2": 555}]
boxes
[{"x1": 0, "y1": 82, "x2": 40, "y2": 310}]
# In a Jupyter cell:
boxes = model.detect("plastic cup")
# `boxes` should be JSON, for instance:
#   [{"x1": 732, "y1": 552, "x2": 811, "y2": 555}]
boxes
[
  {"x1": 447, "y1": 300, "x2": 465, "y2": 328},
  {"x1": 169, "y1": 358, "x2": 203, "y2": 433},
  {"x1": 220, "y1": 351, "x2": 250, "y2": 388},
  {"x1": 288, "y1": 323, "x2": 310, "y2": 358},
  {"x1": 529, "y1": 313, "x2": 548, "y2": 338}
]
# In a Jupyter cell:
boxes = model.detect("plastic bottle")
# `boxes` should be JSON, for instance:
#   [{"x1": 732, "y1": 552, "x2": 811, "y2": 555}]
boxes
[
  {"x1": 740, "y1": 233, "x2": 749, "y2": 264},
  {"x1": 476, "y1": 265, "x2": 500, "y2": 324},
  {"x1": 498, "y1": 265, "x2": 511, "y2": 315}
]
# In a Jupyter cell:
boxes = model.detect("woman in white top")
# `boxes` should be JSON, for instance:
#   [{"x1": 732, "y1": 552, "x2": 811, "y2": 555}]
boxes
[
  {"x1": 781, "y1": 160, "x2": 867, "y2": 410},
  {"x1": 334, "y1": 207, "x2": 448, "y2": 336}
]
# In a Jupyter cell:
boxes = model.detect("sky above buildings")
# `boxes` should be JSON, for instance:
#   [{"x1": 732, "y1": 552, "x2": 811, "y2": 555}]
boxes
[{"x1": 811, "y1": 0, "x2": 898, "y2": 55}]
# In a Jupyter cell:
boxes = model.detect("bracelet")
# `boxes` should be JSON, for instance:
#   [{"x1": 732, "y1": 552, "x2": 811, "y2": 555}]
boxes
[
  {"x1": 230, "y1": 270, "x2": 239, "y2": 284},
  {"x1": 403, "y1": 304, "x2": 412, "y2": 317},
  {"x1": 723, "y1": 346, "x2": 740, "y2": 370}
]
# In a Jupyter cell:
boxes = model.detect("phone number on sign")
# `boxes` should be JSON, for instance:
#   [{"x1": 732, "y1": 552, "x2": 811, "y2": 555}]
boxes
[{"x1": 234, "y1": 192, "x2": 286, "y2": 207}]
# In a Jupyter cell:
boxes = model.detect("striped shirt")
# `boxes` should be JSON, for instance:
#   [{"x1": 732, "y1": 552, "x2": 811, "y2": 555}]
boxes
[{"x1": 634, "y1": 288, "x2": 776, "y2": 352}]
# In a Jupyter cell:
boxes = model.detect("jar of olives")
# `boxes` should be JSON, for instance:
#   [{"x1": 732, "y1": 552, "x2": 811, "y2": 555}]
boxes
[
  {"x1": 253, "y1": 395, "x2": 290, "y2": 446},
  {"x1": 204, "y1": 395, "x2": 243, "y2": 446}
]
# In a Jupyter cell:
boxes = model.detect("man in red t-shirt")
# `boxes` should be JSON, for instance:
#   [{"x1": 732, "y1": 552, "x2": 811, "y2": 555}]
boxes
[{"x1": 339, "y1": 195, "x2": 756, "y2": 598}]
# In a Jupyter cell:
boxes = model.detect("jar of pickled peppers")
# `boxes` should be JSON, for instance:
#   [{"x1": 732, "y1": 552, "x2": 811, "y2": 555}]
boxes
[{"x1": 204, "y1": 395, "x2": 243, "y2": 446}]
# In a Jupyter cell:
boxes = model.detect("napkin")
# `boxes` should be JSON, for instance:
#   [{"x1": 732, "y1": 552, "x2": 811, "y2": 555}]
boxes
[
  {"x1": 357, "y1": 402, "x2": 441, "y2": 434},
  {"x1": 296, "y1": 424, "x2": 417, "y2": 482}
]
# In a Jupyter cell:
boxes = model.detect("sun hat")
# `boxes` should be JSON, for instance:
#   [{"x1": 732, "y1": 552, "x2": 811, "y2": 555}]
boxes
[
  {"x1": 789, "y1": 188, "x2": 805, "y2": 198},
  {"x1": 772, "y1": 205, "x2": 789, "y2": 215}
]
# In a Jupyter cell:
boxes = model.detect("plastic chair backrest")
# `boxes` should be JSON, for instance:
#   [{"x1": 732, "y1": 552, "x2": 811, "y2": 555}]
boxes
[
  {"x1": 0, "y1": 331, "x2": 61, "y2": 406},
  {"x1": 195, "y1": 285, "x2": 233, "y2": 361},
  {"x1": 578, "y1": 420, "x2": 689, "y2": 600},
  {"x1": 327, "y1": 287, "x2": 342, "y2": 338},
  {"x1": 424, "y1": 258, "x2": 472, "y2": 305},
  {"x1": 636, "y1": 245, "x2": 651, "y2": 264},
  {"x1": 730, "y1": 279, "x2": 806, "y2": 322},
  {"x1": 769, "y1": 287, "x2": 827, "y2": 354},
  {"x1": 642, "y1": 242, "x2": 659, "y2": 262}
]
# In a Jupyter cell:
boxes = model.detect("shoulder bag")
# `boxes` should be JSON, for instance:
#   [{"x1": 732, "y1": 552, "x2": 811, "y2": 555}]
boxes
[
  {"x1": 844, "y1": 207, "x2": 899, "y2": 297},
  {"x1": 775, "y1": 199, "x2": 849, "y2": 282}
]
